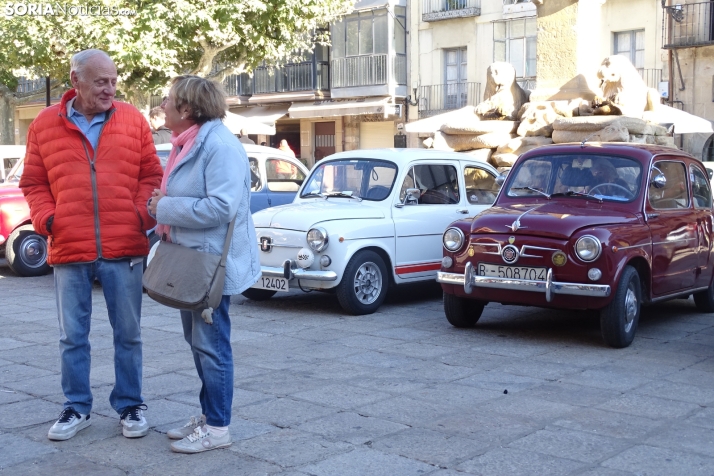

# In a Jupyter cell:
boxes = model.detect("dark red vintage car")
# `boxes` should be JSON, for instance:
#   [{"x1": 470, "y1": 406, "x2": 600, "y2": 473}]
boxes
[{"x1": 437, "y1": 143, "x2": 714, "y2": 348}]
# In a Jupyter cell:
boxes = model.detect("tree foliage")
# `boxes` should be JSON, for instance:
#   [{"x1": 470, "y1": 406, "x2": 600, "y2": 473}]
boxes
[{"x1": 0, "y1": 0, "x2": 352, "y2": 107}]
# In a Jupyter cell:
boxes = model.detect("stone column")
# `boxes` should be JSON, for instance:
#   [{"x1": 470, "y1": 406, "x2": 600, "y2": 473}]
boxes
[{"x1": 530, "y1": 0, "x2": 606, "y2": 102}]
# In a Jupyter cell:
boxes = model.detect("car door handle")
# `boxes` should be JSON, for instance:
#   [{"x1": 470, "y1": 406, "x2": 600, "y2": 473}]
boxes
[
  {"x1": 457, "y1": 209, "x2": 469, "y2": 214},
  {"x1": 647, "y1": 213, "x2": 659, "y2": 219}
]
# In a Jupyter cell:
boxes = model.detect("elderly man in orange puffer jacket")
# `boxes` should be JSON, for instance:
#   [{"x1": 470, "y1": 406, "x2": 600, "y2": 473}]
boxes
[{"x1": 20, "y1": 49, "x2": 163, "y2": 442}]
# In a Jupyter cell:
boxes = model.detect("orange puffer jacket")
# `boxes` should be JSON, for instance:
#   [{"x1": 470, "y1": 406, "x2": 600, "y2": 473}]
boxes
[{"x1": 20, "y1": 89, "x2": 163, "y2": 265}]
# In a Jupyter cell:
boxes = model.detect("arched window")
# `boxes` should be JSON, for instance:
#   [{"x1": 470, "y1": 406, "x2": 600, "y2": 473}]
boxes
[{"x1": 703, "y1": 134, "x2": 714, "y2": 163}]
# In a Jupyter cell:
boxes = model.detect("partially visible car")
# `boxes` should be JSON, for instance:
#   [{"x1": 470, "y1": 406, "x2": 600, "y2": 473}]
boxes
[
  {"x1": 0, "y1": 149, "x2": 51, "y2": 276},
  {"x1": 438, "y1": 142, "x2": 714, "y2": 348},
  {"x1": 245, "y1": 148, "x2": 502, "y2": 315},
  {"x1": 0, "y1": 145, "x2": 27, "y2": 183},
  {"x1": 155, "y1": 143, "x2": 309, "y2": 213}
]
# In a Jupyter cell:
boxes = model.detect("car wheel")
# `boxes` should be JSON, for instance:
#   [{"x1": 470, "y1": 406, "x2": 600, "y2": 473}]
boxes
[
  {"x1": 600, "y1": 265, "x2": 640, "y2": 348},
  {"x1": 5, "y1": 225, "x2": 50, "y2": 277},
  {"x1": 241, "y1": 288, "x2": 277, "y2": 301},
  {"x1": 336, "y1": 250, "x2": 388, "y2": 315},
  {"x1": 693, "y1": 279, "x2": 714, "y2": 312},
  {"x1": 443, "y1": 292, "x2": 485, "y2": 328}
]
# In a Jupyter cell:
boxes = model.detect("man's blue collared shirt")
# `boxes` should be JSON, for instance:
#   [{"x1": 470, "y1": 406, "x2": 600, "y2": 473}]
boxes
[{"x1": 68, "y1": 101, "x2": 107, "y2": 151}]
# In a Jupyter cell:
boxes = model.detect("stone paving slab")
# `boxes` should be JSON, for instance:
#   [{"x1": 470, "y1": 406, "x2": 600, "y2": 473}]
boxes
[{"x1": 1, "y1": 268, "x2": 713, "y2": 474}]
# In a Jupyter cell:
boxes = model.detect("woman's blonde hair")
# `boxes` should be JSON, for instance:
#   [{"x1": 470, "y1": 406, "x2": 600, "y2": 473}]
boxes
[{"x1": 170, "y1": 75, "x2": 227, "y2": 124}]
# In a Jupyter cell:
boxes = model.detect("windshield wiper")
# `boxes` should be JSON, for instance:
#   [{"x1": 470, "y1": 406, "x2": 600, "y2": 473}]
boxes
[
  {"x1": 324, "y1": 191, "x2": 362, "y2": 201},
  {"x1": 302, "y1": 192, "x2": 325, "y2": 199},
  {"x1": 510, "y1": 187, "x2": 551, "y2": 199},
  {"x1": 551, "y1": 190, "x2": 603, "y2": 203}
]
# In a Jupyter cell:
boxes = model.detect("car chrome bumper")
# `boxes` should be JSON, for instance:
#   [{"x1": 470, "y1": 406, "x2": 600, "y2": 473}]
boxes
[
  {"x1": 261, "y1": 259, "x2": 337, "y2": 281},
  {"x1": 437, "y1": 262, "x2": 611, "y2": 303}
]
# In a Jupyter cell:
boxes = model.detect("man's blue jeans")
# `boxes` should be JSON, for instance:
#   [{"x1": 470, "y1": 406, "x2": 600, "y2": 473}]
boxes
[
  {"x1": 180, "y1": 295, "x2": 233, "y2": 427},
  {"x1": 54, "y1": 259, "x2": 144, "y2": 416}
]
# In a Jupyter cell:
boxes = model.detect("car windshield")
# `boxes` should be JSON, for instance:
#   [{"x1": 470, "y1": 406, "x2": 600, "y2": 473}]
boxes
[
  {"x1": 5, "y1": 158, "x2": 24, "y2": 183},
  {"x1": 505, "y1": 154, "x2": 642, "y2": 202},
  {"x1": 301, "y1": 158, "x2": 398, "y2": 201}
]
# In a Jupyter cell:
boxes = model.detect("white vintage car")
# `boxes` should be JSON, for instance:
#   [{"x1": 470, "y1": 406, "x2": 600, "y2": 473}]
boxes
[{"x1": 244, "y1": 148, "x2": 502, "y2": 314}]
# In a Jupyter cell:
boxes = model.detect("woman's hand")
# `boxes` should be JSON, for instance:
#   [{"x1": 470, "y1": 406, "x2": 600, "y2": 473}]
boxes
[{"x1": 148, "y1": 189, "x2": 165, "y2": 216}]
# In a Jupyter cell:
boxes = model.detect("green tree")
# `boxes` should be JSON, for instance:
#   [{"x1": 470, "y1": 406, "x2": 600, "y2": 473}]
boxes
[{"x1": 0, "y1": 0, "x2": 351, "y2": 142}]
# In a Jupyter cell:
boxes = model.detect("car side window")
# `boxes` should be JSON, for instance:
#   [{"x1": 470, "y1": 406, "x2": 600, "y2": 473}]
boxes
[
  {"x1": 399, "y1": 164, "x2": 459, "y2": 205},
  {"x1": 266, "y1": 158, "x2": 305, "y2": 192},
  {"x1": 649, "y1": 161, "x2": 689, "y2": 210},
  {"x1": 691, "y1": 165, "x2": 713, "y2": 209},
  {"x1": 249, "y1": 157, "x2": 261, "y2": 192},
  {"x1": 464, "y1": 166, "x2": 498, "y2": 204}
]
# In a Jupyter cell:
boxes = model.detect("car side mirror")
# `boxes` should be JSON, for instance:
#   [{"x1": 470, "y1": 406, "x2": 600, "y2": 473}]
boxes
[
  {"x1": 495, "y1": 173, "x2": 507, "y2": 187},
  {"x1": 707, "y1": 168, "x2": 713, "y2": 180},
  {"x1": 650, "y1": 173, "x2": 667, "y2": 189},
  {"x1": 404, "y1": 188, "x2": 420, "y2": 205}
]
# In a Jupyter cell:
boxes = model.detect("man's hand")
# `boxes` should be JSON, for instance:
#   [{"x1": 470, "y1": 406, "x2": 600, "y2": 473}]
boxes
[{"x1": 148, "y1": 189, "x2": 165, "y2": 216}]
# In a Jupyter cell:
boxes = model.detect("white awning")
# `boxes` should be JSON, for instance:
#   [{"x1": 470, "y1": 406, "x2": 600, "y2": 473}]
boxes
[
  {"x1": 289, "y1": 97, "x2": 391, "y2": 119},
  {"x1": 232, "y1": 106, "x2": 289, "y2": 127},
  {"x1": 353, "y1": 0, "x2": 389, "y2": 11},
  {"x1": 642, "y1": 105, "x2": 714, "y2": 134},
  {"x1": 404, "y1": 106, "x2": 477, "y2": 134},
  {"x1": 222, "y1": 111, "x2": 275, "y2": 135}
]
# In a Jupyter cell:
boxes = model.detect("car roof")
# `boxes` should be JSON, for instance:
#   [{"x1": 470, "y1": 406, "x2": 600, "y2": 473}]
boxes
[
  {"x1": 155, "y1": 142, "x2": 302, "y2": 161},
  {"x1": 321, "y1": 148, "x2": 500, "y2": 171},
  {"x1": 518, "y1": 142, "x2": 696, "y2": 164},
  {"x1": 0, "y1": 145, "x2": 26, "y2": 159}
]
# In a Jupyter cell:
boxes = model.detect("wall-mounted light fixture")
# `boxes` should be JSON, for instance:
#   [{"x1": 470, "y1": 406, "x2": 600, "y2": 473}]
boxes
[
  {"x1": 662, "y1": 1, "x2": 684, "y2": 22},
  {"x1": 404, "y1": 87, "x2": 419, "y2": 107}
]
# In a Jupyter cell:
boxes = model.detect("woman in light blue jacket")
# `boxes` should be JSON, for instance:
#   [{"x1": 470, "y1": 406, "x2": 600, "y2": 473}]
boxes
[{"x1": 148, "y1": 75, "x2": 260, "y2": 454}]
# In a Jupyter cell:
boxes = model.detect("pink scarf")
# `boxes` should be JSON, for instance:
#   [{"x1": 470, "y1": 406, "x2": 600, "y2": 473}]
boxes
[{"x1": 156, "y1": 124, "x2": 200, "y2": 241}]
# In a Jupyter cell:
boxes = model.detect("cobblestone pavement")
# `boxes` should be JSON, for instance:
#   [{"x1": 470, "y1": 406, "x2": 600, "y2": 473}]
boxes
[{"x1": 1, "y1": 263, "x2": 713, "y2": 476}]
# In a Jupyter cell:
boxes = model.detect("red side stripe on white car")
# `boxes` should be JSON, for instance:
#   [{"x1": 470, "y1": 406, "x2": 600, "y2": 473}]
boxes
[{"x1": 395, "y1": 262, "x2": 442, "y2": 275}]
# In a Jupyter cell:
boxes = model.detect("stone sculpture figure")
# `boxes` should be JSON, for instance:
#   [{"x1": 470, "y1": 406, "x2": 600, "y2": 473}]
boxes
[
  {"x1": 475, "y1": 62, "x2": 530, "y2": 121},
  {"x1": 592, "y1": 55, "x2": 661, "y2": 117}
]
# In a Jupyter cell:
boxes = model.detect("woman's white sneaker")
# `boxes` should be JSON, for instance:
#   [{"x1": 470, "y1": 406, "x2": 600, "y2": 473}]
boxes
[
  {"x1": 48, "y1": 408, "x2": 91, "y2": 441},
  {"x1": 170, "y1": 426, "x2": 232, "y2": 454},
  {"x1": 167, "y1": 415, "x2": 206, "y2": 440},
  {"x1": 120, "y1": 404, "x2": 149, "y2": 438}
]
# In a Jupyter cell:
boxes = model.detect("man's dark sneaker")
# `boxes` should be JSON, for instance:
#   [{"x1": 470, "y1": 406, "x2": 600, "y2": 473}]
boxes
[
  {"x1": 48, "y1": 408, "x2": 91, "y2": 441},
  {"x1": 120, "y1": 404, "x2": 149, "y2": 438}
]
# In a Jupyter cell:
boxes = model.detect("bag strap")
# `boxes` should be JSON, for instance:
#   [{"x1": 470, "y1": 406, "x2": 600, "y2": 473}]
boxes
[{"x1": 220, "y1": 216, "x2": 237, "y2": 266}]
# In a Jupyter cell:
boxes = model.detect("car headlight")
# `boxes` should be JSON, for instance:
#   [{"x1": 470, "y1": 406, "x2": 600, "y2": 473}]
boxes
[
  {"x1": 307, "y1": 227, "x2": 329, "y2": 252},
  {"x1": 443, "y1": 227, "x2": 465, "y2": 252},
  {"x1": 575, "y1": 235, "x2": 602, "y2": 262}
]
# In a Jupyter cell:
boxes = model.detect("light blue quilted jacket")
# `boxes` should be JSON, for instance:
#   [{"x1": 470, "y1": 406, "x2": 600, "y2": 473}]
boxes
[{"x1": 155, "y1": 119, "x2": 261, "y2": 295}]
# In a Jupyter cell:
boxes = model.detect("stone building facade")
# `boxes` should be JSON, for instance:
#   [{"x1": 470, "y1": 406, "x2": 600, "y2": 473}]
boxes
[{"x1": 406, "y1": 0, "x2": 711, "y2": 152}]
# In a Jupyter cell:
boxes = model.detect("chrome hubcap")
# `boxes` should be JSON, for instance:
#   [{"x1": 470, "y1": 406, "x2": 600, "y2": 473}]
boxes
[
  {"x1": 623, "y1": 283, "x2": 637, "y2": 333},
  {"x1": 353, "y1": 261, "x2": 382, "y2": 305},
  {"x1": 20, "y1": 235, "x2": 47, "y2": 268}
]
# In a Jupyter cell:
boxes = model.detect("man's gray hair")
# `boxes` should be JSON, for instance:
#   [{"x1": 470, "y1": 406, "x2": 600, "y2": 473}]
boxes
[{"x1": 70, "y1": 49, "x2": 113, "y2": 79}]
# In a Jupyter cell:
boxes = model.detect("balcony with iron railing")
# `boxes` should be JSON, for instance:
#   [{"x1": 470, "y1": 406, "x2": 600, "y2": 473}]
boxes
[
  {"x1": 663, "y1": 1, "x2": 714, "y2": 48},
  {"x1": 16, "y1": 77, "x2": 46, "y2": 94},
  {"x1": 638, "y1": 68, "x2": 662, "y2": 89},
  {"x1": 417, "y1": 82, "x2": 481, "y2": 117},
  {"x1": 253, "y1": 61, "x2": 329, "y2": 94},
  {"x1": 223, "y1": 73, "x2": 253, "y2": 97},
  {"x1": 331, "y1": 53, "x2": 406, "y2": 89},
  {"x1": 422, "y1": 0, "x2": 481, "y2": 22}
]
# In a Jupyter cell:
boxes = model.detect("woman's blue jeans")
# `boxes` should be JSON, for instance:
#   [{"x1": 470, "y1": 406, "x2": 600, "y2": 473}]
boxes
[
  {"x1": 54, "y1": 259, "x2": 144, "y2": 416},
  {"x1": 180, "y1": 295, "x2": 233, "y2": 427}
]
